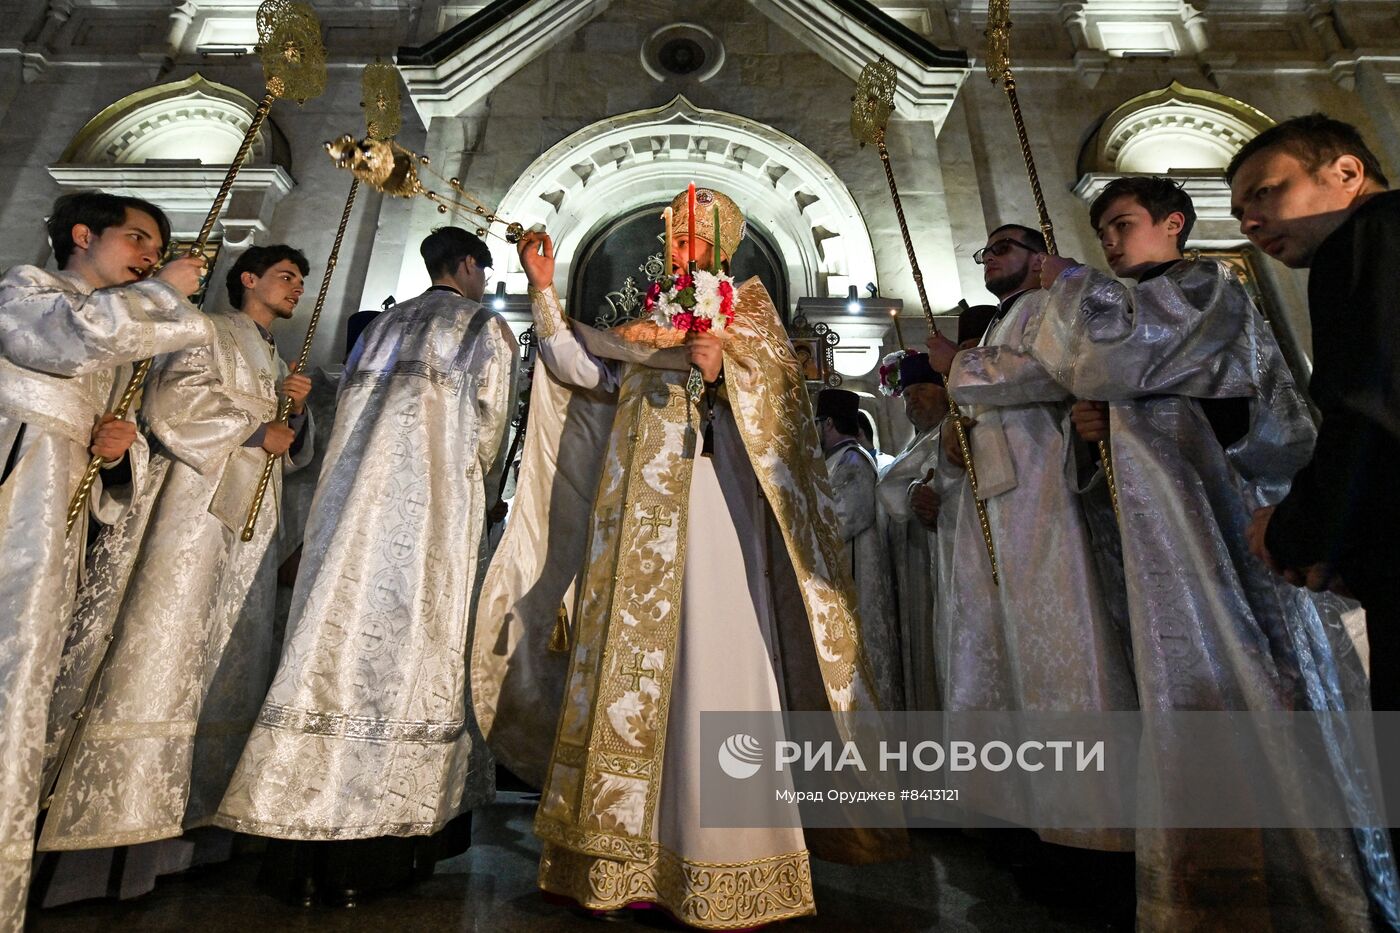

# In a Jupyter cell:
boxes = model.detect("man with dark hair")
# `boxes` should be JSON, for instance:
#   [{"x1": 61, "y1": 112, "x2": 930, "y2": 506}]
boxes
[
  {"x1": 420, "y1": 225, "x2": 494, "y2": 284},
  {"x1": 1231, "y1": 117, "x2": 1400, "y2": 684},
  {"x1": 217, "y1": 227, "x2": 515, "y2": 906},
  {"x1": 1088, "y1": 176, "x2": 1197, "y2": 251},
  {"x1": 0, "y1": 190, "x2": 210, "y2": 923},
  {"x1": 1033, "y1": 178, "x2": 1387, "y2": 927},
  {"x1": 45, "y1": 191, "x2": 174, "y2": 269},
  {"x1": 1232, "y1": 115, "x2": 1400, "y2": 888},
  {"x1": 41, "y1": 244, "x2": 316, "y2": 860},
  {"x1": 817, "y1": 388, "x2": 900, "y2": 709}
]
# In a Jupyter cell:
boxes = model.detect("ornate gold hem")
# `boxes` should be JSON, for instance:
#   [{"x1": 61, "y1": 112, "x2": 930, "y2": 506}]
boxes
[{"x1": 539, "y1": 840, "x2": 815, "y2": 930}]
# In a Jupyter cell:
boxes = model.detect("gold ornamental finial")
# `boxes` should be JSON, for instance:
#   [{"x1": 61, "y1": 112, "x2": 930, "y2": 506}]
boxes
[
  {"x1": 362, "y1": 58, "x2": 402, "y2": 141},
  {"x1": 985, "y1": 0, "x2": 1014, "y2": 87},
  {"x1": 324, "y1": 135, "x2": 527, "y2": 243},
  {"x1": 256, "y1": 0, "x2": 327, "y2": 104},
  {"x1": 850, "y1": 57, "x2": 896, "y2": 148}
]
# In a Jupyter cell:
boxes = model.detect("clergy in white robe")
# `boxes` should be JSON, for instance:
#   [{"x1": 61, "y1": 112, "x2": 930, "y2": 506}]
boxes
[
  {"x1": 1034, "y1": 252, "x2": 1393, "y2": 929},
  {"x1": 875, "y1": 350, "x2": 949, "y2": 713},
  {"x1": 474, "y1": 191, "x2": 903, "y2": 930},
  {"x1": 40, "y1": 246, "x2": 317, "y2": 853},
  {"x1": 215, "y1": 229, "x2": 516, "y2": 857},
  {"x1": 945, "y1": 285, "x2": 1137, "y2": 850},
  {"x1": 0, "y1": 191, "x2": 212, "y2": 930},
  {"x1": 818, "y1": 388, "x2": 901, "y2": 710}
]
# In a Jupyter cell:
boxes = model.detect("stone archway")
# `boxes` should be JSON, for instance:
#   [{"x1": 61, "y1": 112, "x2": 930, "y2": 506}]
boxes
[
  {"x1": 493, "y1": 95, "x2": 879, "y2": 311},
  {"x1": 48, "y1": 73, "x2": 293, "y2": 248}
]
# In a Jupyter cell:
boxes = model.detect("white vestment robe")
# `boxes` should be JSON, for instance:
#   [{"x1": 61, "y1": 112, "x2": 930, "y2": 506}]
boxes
[
  {"x1": 39, "y1": 310, "x2": 314, "y2": 851},
  {"x1": 1033, "y1": 258, "x2": 1395, "y2": 929},
  {"x1": 0, "y1": 265, "x2": 212, "y2": 930},
  {"x1": 946, "y1": 289, "x2": 1138, "y2": 851},
  {"x1": 876, "y1": 426, "x2": 942, "y2": 712},
  {"x1": 215, "y1": 286, "x2": 516, "y2": 841},
  {"x1": 826, "y1": 439, "x2": 901, "y2": 710}
]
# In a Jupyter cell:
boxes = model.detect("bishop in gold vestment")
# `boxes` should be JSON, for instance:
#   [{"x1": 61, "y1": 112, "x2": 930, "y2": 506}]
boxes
[{"x1": 475, "y1": 190, "x2": 899, "y2": 930}]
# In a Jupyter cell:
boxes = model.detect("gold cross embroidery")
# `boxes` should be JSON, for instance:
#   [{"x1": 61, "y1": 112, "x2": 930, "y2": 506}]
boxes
[
  {"x1": 622, "y1": 652, "x2": 657, "y2": 691},
  {"x1": 638, "y1": 506, "x2": 671, "y2": 538}
]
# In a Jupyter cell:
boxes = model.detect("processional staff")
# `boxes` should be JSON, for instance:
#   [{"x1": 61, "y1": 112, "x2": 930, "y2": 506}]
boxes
[
  {"x1": 850, "y1": 58, "x2": 999, "y2": 586},
  {"x1": 984, "y1": 0, "x2": 1121, "y2": 522},
  {"x1": 240, "y1": 58, "x2": 399, "y2": 541},
  {"x1": 64, "y1": 0, "x2": 327, "y2": 535}
]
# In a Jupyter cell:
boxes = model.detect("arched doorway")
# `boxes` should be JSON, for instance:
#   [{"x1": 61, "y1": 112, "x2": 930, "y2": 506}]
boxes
[
  {"x1": 568, "y1": 203, "x2": 789, "y2": 328},
  {"x1": 493, "y1": 95, "x2": 878, "y2": 313}
]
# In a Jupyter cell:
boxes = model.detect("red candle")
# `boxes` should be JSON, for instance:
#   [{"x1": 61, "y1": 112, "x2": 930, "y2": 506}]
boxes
[{"x1": 687, "y1": 183, "x2": 697, "y2": 267}]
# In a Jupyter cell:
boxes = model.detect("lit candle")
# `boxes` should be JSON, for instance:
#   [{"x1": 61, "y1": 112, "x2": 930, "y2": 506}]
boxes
[
  {"x1": 662, "y1": 207, "x2": 674, "y2": 271},
  {"x1": 687, "y1": 183, "x2": 697, "y2": 268},
  {"x1": 890, "y1": 308, "x2": 907, "y2": 351},
  {"x1": 712, "y1": 204, "x2": 722, "y2": 274}
]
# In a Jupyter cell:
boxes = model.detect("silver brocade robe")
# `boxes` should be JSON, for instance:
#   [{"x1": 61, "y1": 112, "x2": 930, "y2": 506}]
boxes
[
  {"x1": 0, "y1": 265, "x2": 212, "y2": 931},
  {"x1": 39, "y1": 310, "x2": 315, "y2": 852},
  {"x1": 826, "y1": 440, "x2": 901, "y2": 710},
  {"x1": 946, "y1": 290, "x2": 1137, "y2": 850},
  {"x1": 1033, "y1": 258, "x2": 1395, "y2": 929},
  {"x1": 214, "y1": 287, "x2": 517, "y2": 840},
  {"x1": 876, "y1": 426, "x2": 942, "y2": 712}
]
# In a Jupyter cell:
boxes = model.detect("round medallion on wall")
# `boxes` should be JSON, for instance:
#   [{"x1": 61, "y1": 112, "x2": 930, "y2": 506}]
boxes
[{"x1": 641, "y1": 23, "x2": 725, "y2": 83}]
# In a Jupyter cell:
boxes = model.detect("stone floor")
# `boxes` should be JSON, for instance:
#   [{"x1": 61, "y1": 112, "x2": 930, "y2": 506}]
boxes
[{"x1": 27, "y1": 793, "x2": 1135, "y2": 932}]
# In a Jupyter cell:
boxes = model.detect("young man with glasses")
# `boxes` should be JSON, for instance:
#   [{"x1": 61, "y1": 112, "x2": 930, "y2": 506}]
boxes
[{"x1": 931, "y1": 223, "x2": 1138, "y2": 859}]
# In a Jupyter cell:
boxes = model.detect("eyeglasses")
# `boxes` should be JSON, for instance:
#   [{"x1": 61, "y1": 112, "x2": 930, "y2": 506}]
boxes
[{"x1": 973, "y1": 239, "x2": 1037, "y2": 265}]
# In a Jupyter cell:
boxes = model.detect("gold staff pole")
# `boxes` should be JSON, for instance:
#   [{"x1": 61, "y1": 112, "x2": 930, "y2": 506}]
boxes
[
  {"x1": 240, "y1": 59, "x2": 398, "y2": 541},
  {"x1": 851, "y1": 59, "x2": 999, "y2": 586},
  {"x1": 985, "y1": 0, "x2": 1120, "y2": 522},
  {"x1": 64, "y1": 0, "x2": 328, "y2": 536}
]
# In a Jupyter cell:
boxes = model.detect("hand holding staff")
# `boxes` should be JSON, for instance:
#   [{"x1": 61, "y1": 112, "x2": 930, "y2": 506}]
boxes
[
  {"x1": 850, "y1": 57, "x2": 1000, "y2": 586},
  {"x1": 63, "y1": 0, "x2": 327, "y2": 536},
  {"x1": 240, "y1": 58, "x2": 398, "y2": 541},
  {"x1": 985, "y1": 0, "x2": 1121, "y2": 523}
]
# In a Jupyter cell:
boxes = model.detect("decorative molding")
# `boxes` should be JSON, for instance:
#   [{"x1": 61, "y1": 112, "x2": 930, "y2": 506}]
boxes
[
  {"x1": 58, "y1": 72, "x2": 288, "y2": 168},
  {"x1": 1074, "y1": 171, "x2": 1234, "y2": 220},
  {"x1": 491, "y1": 95, "x2": 880, "y2": 305},
  {"x1": 46, "y1": 164, "x2": 294, "y2": 247},
  {"x1": 397, "y1": 0, "x2": 968, "y2": 128},
  {"x1": 1079, "y1": 81, "x2": 1274, "y2": 175}
]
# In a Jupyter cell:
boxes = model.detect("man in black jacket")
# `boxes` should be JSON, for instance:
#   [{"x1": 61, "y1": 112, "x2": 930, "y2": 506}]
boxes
[{"x1": 1229, "y1": 114, "x2": 1400, "y2": 709}]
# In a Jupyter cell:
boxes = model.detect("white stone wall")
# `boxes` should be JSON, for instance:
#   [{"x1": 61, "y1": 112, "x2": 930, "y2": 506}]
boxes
[{"x1": 0, "y1": 0, "x2": 1396, "y2": 446}]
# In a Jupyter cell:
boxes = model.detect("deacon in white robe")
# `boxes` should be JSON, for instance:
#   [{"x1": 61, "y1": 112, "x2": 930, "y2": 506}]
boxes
[
  {"x1": 40, "y1": 246, "x2": 317, "y2": 853},
  {"x1": 943, "y1": 285, "x2": 1137, "y2": 850},
  {"x1": 216, "y1": 232, "x2": 516, "y2": 852},
  {"x1": 874, "y1": 350, "x2": 949, "y2": 712},
  {"x1": 818, "y1": 388, "x2": 901, "y2": 710},
  {"x1": 0, "y1": 193, "x2": 210, "y2": 928},
  {"x1": 1033, "y1": 253, "x2": 1394, "y2": 929}
]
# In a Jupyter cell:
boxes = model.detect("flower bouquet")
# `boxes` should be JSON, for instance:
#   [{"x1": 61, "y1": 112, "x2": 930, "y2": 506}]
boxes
[{"x1": 643, "y1": 268, "x2": 736, "y2": 402}]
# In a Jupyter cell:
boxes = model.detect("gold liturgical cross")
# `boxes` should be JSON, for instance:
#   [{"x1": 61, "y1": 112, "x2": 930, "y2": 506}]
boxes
[
  {"x1": 622, "y1": 652, "x2": 657, "y2": 691},
  {"x1": 638, "y1": 506, "x2": 671, "y2": 538}
]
